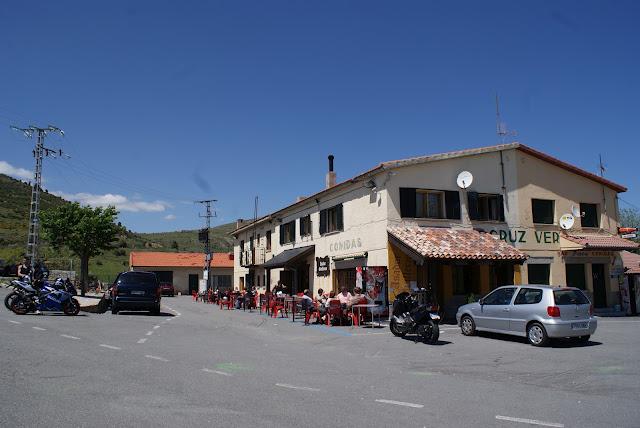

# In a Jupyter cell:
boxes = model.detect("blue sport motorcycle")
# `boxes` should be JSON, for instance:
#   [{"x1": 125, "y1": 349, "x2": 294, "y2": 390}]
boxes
[{"x1": 10, "y1": 279, "x2": 80, "y2": 316}]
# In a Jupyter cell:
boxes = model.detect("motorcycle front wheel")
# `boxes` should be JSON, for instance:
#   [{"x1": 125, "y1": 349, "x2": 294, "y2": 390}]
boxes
[
  {"x1": 389, "y1": 318, "x2": 408, "y2": 337},
  {"x1": 422, "y1": 320, "x2": 440, "y2": 344},
  {"x1": 62, "y1": 299, "x2": 80, "y2": 316},
  {"x1": 4, "y1": 291, "x2": 20, "y2": 311}
]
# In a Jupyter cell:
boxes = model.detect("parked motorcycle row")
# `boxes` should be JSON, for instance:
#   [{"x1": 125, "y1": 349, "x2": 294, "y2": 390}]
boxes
[{"x1": 4, "y1": 277, "x2": 80, "y2": 316}]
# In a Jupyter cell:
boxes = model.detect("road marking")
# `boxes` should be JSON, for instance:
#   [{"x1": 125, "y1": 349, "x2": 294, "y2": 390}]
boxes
[
  {"x1": 146, "y1": 331, "x2": 154, "y2": 336},
  {"x1": 202, "y1": 368, "x2": 232, "y2": 377},
  {"x1": 61, "y1": 334, "x2": 80, "y2": 340},
  {"x1": 375, "y1": 399, "x2": 423, "y2": 409},
  {"x1": 8, "y1": 320, "x2": 21, "y2": 324},
  {"x1": 275, "y1": 383, "x2": 320, "y2": 392},
  {"x1": 32, "y1": 326, "x2": 46, "y2": 331},
  {"x1": 153, "y1": 325, "x2": 160, "y2": 329},
  {"x1": 137, "y1": 338, "x2": 147, "y2": 344},
  {"x1": 145, "y1": 355, "x2": 169, "y2": 362},
  {"x1": 495, "y1": 415, "x2": 564, "y2": 427},
  {"x1": 99, "y1": 344, "x2": 121, "y2": 350}
]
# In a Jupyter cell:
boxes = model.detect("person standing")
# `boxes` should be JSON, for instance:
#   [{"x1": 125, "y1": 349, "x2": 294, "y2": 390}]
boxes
[{"x1": 17, "y1": 257, "x2": 31, "y2": 281}]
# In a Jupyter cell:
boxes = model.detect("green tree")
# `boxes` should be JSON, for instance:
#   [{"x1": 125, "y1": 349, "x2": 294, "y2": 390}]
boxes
[
  {"x1": 619, "y1": 207, "x2": 640, "y2": 243},
  {"x1": 40, "y1": 203, "x2": 123, "y2": 296},
  {"x1": 171, "y1": 240, "x2": 179, "y2": 251}
]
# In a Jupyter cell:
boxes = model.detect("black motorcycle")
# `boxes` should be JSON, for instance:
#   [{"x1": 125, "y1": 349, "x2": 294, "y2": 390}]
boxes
[{"x1": 389, "y1": 291, "x2": 440, "y2": 344}]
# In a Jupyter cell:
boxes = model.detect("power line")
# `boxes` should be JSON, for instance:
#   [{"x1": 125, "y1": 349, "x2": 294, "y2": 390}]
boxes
[
  {"x1": 10, "y1": 124, "x2": 68, "y2": 266},
  {"x1": 619, "y1": 197, "x2": 640, "y2": 211}
]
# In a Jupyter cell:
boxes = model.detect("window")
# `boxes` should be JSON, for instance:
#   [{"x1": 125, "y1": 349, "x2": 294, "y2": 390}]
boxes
[
  {"x1": 299, "y1": 215, "x2": 312, "y2": 237},
  {"x1": 580, "y1": 203, "x2": 599, "y2": 228},
  {"x1": 279, "y1": 221, "x2": 295, "y2": 244},
  {"x1": 482, "y1": 287, "x2": 516, "y2": 305},
  {"x1": 527, "y1": 264, "x2": 550, "y2": 284},
  {"x1": 249, "y1": 236, "x2": 254, "y2": 250},
  {"x1": 532, "y1": 199, "x2": 554, "y2": 224},
  {"x1": 468, "y1": 192, "x2": 504, "y2": 221},
  {"x1": 553, "y1": 289, "x2": 589, "y2": 305},
  {"x1": 399, "y1": 188, "x2": 460, "y2": 219},
  {"x1": 565, "y1": 264, "x2": 586, "y2": 289},
  {"x1": 514, "y1": 288, "x2": 543, "y2": 305},
  {"x1": 266, "y1": 231, "x2": 272, "y2": 251},
  {"x1": 319, "y1": 204, "x2": 343, "y2": 235}
]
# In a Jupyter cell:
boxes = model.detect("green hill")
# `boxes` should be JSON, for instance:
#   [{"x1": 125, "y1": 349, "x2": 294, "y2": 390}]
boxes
[{"x1": 0, "y1": 173, "x2": 234, "y2": 282}]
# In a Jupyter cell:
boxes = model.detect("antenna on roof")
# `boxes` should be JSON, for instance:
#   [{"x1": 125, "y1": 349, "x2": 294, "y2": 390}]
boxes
[
  {"x1": 598, "y1": 154, "x2": 606, "y2": 177},
  {"x1": 495, "y1": 94, "x2": 517, "y2": 144}
]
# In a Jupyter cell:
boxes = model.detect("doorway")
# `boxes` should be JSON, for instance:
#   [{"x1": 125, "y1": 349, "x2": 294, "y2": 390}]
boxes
[
  {"x1": 188, "y1": 274, "x2": 199, "y2": 294},
  {"x1": 591, "y1": 263, "x2": 607, "y2": 308}
]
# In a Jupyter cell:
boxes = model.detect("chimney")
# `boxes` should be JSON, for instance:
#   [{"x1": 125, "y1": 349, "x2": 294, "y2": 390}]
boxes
[
  {"x1": 325, "y1": 155, "x2": 336, "y2": 189},
  {"x1": 236, "y1": 218, "x2": 246, "y2": 229}
]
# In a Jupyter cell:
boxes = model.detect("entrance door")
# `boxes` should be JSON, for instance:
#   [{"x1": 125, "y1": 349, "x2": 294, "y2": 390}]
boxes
[
  {"x1": 592, "y1": 264, "x2": 607, "y2": 308},
  {"x1": 188, "y1": 274, "x2": 199, "y2": 294}
]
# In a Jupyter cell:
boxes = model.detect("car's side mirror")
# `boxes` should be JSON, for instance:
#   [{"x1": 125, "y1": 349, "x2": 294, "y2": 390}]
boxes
[{"x1": 478, "y1": 298, "x2": 484, "y2": 305}]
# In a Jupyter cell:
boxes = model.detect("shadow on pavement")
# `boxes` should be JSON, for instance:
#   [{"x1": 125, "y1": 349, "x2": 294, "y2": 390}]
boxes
[
  {"x1": 476, "y1": 331, "x2": 602, "y2": 348},
  {"x1": 115, "y1": 311, "x2": 175, "y2": 317},
  {"x1": 399, "y1": 335, "x2": 452, "y2": 346}
]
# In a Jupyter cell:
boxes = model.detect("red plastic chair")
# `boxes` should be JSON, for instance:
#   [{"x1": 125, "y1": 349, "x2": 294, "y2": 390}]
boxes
[
  {"x1": 326, "y1": 299, "x2": 343, "y2": 326},
  {"x1": 271, "y1": 297, "x2": 287, "y2": 318},
  {"x1": 304, "y1": 302, "x2": 321, "y2": 325},
  {"x1": 192, "y1": 291, "x2": 198, "y2": 302}
]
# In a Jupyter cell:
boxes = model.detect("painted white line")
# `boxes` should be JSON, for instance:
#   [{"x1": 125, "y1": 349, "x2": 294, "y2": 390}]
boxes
[
  {"x1": 495, "y1": 415, "x2": 564, "y2": 427},
  {"x1": 61, "y1": 334, "x2": 80, "y2": 340},
  {"x1": 175, "y1": 312, "x2": 181, "y2": 316},
  {"x1": 202, "y1": 368, "x2": 232, "y2": 377},
  {"x1": 32, "y1": 326, "x2": 46, "y2": 331},
  {"x1": 165, "y1": 318, "x2": 171, "y2": 321},
  {"x1": 8, "y1": 320, "x2": 21, "y2": 324},
  {"x1": 137, "y1": 338, "x2": 147, "y2": 344},
  {"x1": 375, "y1": 399, "x2": 423, "y2": 409},
  {"x1": 275, "y1": 383, "x2": 320, "y2": 392},
  {"x1": 146, "y1": 331, "x2": 154, "y2": 336},
  {"x1": 99, "y1": 344, "x2": 121, "y2": 350},
  {"x1": 153, "y1": 325, "x2": 160, "y2": 329},
  {"x1": 145, "y1": 354, "x2": 169, "y2": 362}
]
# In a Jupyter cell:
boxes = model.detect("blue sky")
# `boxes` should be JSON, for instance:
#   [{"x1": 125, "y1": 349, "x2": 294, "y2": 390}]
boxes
[{"x1": 1, "y1": 0, "x2": 638, "y2": 232}]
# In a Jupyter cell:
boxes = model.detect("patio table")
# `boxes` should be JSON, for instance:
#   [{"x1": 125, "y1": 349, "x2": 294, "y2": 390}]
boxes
[{"x1": 351, "y1": 303, "x2": 382, "y2": 328}]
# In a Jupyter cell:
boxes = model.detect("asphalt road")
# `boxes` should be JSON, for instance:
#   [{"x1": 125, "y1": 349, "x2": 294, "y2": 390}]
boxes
[{"x1": 1, "y1": 288, "x2": 639, "y2": 428}]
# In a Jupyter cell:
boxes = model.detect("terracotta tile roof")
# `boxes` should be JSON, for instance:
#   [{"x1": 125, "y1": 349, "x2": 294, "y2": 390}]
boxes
[
  {"x1": 388, "y1": 225, "x2": 528, "y2": 261},
  {"x1": 622, "y1": 251, "x2": 640, "y2": 274},
  {"x1": 564, "y1": 234, "x2": 639, "y2": 250},
  {"x1": 129, "y1": 252, "x2": 234, "y2": 268}
]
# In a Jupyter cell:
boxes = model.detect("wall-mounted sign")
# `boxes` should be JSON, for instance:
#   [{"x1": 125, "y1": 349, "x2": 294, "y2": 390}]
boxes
[
  {"x1": 329, "y1": 238, "x2": 363, "y2": 253},
  {"x1": 316, "y1": 256, "x2": 330, "y2": 276}
]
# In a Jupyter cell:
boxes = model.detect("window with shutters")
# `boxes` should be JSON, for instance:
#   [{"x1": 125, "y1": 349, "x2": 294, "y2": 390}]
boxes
[
  {"x1": 416, "y1": 190, "x2": 444, "y2": 218},
  {"x1": 266, "y1": 231, "x2": 272, "y2": 251},
  {"x1": 280, "y1": 221, "x2": 295, "y2": 244},
  {"x1": 468, "y1": 193, "x2": 504, "y2": 221},
  {"x1": 319, "y1": 204, "x2": 344, "y2": 235},
  {"x1": 399, "y1": 188, "x2": 460, "y2": 220},
  {"x1": 299, "y1": 215, "x2": 312, "y2": 237}
]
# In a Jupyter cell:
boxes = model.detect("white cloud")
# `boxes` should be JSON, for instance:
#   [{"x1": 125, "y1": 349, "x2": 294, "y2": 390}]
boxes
[
  {"x1": 164, "y1": 214, "x2": 176, "y2": 220},
  {"x1": 0, "y1": 160, "x2": 32, "y2": 180},
  {"x1": 52, "y1": 191, "x2": 170, "y2": 213}
]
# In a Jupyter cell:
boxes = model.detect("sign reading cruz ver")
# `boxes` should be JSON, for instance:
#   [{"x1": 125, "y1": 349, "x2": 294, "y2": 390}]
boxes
[{"x1": 485, "y1": 229, "x2": 560, "y2": 246}]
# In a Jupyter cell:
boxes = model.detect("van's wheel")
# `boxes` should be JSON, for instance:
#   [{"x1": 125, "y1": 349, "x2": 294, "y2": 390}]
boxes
[
  {"x1": 460, "y1": 315, "x2": 476, "y2": 336},
  {"x1": 527, "y1": 322, "x2": 549, "y2": 347},
  {"x1": 111, "y1": 305, "x2": 118, "y2": 315}
]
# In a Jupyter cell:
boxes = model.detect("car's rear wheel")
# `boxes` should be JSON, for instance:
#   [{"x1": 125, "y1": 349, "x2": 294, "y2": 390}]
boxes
[
  {"x1": 111, "y1": 305, "x2": 118, "y2": 315},
  {"x1": 460, "y1": 315, "x2": 476, "y2": 336},
  {"x1": 527, "y1": 322, "x2": 549, "y2": 347}
]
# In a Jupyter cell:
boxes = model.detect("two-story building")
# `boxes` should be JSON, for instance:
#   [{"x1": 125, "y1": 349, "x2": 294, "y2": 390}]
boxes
[{"x1": 232, "y1": 143, "x2": 637, "y2": 317}]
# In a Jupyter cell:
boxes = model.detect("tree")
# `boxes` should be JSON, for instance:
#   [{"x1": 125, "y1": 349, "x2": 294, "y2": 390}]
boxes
[
  {"x1": 619, "y1": 207, "x2": 640, "y2": 243},
  {"x1": 40, "y1": 203, "x2": 123, "y2": 296},
  {"x1": 171, "y1": 240, "x2": 179, "y2": 251}
]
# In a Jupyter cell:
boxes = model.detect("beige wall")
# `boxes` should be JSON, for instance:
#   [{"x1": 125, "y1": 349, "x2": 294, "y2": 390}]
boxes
[{"x1": 132, "y1": 266, "x2": 233, "y2": 294}]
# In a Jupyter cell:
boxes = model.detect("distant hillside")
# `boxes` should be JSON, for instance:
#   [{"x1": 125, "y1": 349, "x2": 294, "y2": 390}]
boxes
[{"x1": 0, "y1": 173, "x2": 234, "y2": 282}]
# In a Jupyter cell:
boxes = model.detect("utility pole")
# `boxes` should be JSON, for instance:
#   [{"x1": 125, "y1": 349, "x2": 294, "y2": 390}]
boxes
[
  {"x1": 196, "y1": 199, "x2": 216, "y2": 294},
  {"x1": 10, "y1": 125, "x2": 66, "y2": 267}
]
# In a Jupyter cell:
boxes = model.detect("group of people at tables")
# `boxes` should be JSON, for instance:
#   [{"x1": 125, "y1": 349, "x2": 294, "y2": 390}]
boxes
[{"x1": 204, "y1": 282, "x2": 379, "y2": 326}]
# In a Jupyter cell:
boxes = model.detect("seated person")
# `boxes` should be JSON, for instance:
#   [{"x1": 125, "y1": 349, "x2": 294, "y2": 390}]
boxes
[
  {"x1": 336, "y1": 286, "x2": 353, "y2": 308},
  {"x1": 350, "y1": 287, "x2": 365, "y2": 305}
]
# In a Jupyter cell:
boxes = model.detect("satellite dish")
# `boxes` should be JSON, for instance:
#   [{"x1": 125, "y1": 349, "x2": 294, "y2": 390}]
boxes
[
  {"x1": 559, "y1": 213, "x2": 575, "y2": 230},
  {"x1": 571, "y1": 205, "x2": 581, "y2": 217},
  {"x1": 456, "y1": 171, "x2": 474, "y2": 189}
]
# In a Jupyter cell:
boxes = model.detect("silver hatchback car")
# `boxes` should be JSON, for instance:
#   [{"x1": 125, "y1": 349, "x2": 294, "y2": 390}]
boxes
[{"x1": 456, "y1": 285, "x2": 597, "y2": 346}]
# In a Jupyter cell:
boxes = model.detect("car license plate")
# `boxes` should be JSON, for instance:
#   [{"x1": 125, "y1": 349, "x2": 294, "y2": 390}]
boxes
[
  {"x1": 131, "y1": 290, "x2": 145, "y2": 296},
  {"x1": 571, "y1": 322, "x2": 589, "y2": 330}
]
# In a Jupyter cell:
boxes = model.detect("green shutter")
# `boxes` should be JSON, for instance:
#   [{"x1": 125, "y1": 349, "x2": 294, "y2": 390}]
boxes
[
  {"x1": 336, "y1": 204, "x2": 344, "y2": 231},
  {"x1": 445, "y1": 191, "x2": 461, "y2": 220},
  {"x1": 319, "y1": 209, "x2": 327, "y2": 234},
  {"x1": 279, "y1": 225, "x2": 284, "y2": 245},
  {"x1": 399, "y1": 188, "x2": 416, "y2": 218},
  {"x1": 498, "y1": 194, "x2": 505, "y2": 222},
  {"x1": 467, "y1": 192, "x2": 479, "y2": 220}
]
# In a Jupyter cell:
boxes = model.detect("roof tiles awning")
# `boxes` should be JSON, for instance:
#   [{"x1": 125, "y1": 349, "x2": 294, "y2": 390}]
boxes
[
  {"x1": 388, "y1": 225, "x2": 528, "y2": 262},
  {"x1": 262, "y1": 246, "x2": 315, "y2": 269},
  {"x1": 563, "y1": 234, "x2": 639, "y2": 251}
]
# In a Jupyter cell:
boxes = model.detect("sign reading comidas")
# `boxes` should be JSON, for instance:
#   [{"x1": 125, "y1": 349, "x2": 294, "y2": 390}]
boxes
[{"x1": 316, "y1": 256, "x2": 330, "y2": 276}]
